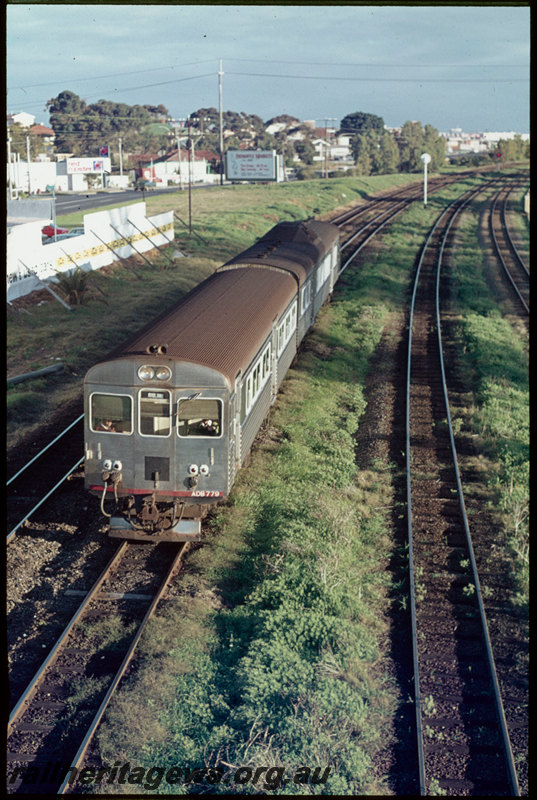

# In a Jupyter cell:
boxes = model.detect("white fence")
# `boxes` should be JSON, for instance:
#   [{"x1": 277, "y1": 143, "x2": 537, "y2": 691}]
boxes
[{"x1": 7, "y1": 202, "x2": 174, "y2": 302}]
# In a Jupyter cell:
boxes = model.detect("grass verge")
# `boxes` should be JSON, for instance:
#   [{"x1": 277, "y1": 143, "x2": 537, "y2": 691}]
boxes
[{"x1": 92, "y1": 179, "x2": 487, "y2": 796}]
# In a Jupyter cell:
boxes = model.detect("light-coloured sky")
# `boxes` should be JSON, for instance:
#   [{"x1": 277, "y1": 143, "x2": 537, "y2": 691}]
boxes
[{"x1": 6, "y1": 3, "x2": 530, "y2": 133}]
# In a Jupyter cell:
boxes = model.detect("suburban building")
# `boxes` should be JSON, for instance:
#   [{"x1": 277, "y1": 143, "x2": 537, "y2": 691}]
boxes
[{"x1": 7, "y1": 111, "x2": 36, "y2": 128}]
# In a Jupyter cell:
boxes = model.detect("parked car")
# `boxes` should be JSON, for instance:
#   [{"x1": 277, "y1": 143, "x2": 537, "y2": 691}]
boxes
[
  {"x1": 134, "y1": 178, "x2": 156, "y2": 191},
  {"x1": 42, "y1": 224, "x2": 69, "y2": 238}
]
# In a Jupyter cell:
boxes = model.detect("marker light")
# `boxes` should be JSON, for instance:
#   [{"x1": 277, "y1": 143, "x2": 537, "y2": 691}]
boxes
[
  {"x1": 138, "y1": 365, "x2": 155, "y2": 381},
  {"x1": 155, "y1": 366, "x2": 171, "y2": 381}
]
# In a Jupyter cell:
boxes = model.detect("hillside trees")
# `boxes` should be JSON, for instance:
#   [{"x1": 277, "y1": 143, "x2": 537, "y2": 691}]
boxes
[{"x1": 45, "y1": 90, "x2": 171, "y2": 159}]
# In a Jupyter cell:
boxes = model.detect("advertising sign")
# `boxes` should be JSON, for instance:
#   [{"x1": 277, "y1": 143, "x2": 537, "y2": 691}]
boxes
[
  {"x1": 225, "y1": 150, "x2": 277, "y2": 181},
  {"x1": 66, "y1": 157, "x2": 111, "y2": 174}
]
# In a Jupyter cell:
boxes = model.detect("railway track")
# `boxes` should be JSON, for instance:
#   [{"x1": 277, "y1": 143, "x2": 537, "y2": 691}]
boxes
[
  {"x1": 7, "y1": 540, "x2": 187, "y2": 794},
  {"x1": 7, "y1": 172, "x2": 527, "y2": 793},
  {"x1": 405, "y1": 182, "x2": 521, "y2": 795},
  {"x1": 6, "y1": 180, "x2": 435, "y2": 546},
  {"x1": 7, "y1": 414, "x2": 84, "y2": 543},
  {"x1": 489, "y1": 182, "x2": 529, "y2": 314}
]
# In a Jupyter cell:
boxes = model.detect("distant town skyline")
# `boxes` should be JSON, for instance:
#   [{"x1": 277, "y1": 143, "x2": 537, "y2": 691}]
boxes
[{"x1": 7, "y1": 4, "x2": 530, "y2": 135}]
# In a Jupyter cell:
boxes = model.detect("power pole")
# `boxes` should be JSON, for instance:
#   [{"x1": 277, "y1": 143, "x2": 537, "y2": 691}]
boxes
[
  {"x1": 175, "y1": 127, "x2": 183, "y2": 190},
  {"x1": 26, "y1": 135, "x2": 32, "y2": 193},
  {"x1": 118, "y1": 136, "x2": 123, "y2": 177},
  {"x1": 7, "y1": 130, "x2": 13, "y2": 199},
  {"x1": 218, "y1": 59, "x2": 224, "y2": 185},
  {"x1": 188, "y1": 124, "x2": 193, "y2": 232}
]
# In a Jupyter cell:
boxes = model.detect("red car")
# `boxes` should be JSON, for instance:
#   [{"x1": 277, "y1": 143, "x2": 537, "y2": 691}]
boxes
[{"x1": 42, "y1": 224, "x2": 69, "y2": 238}]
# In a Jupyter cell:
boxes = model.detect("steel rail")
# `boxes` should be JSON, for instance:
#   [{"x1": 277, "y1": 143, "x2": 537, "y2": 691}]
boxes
[
  {"x1": 406, "y1": 179, "x2": 519, "y2": 794},
  {"x1": 7, "y1": 414, "x2": 84, "y2": 486},
  {"x1": 7, "y1": 456, "x2": 85, "y2": 544},
  {"x1": 8, "y1": 541, "x2": 128, "y2": 730},
  {"x1": 490, "y1": 188, "x2": 529, "y2": 314},
  {"x1": 338, "y1": 200, "x2": 412, "y2": 275},
  {"x1": 435, "y1": 190, "x2": 520, "y2": 797},
  {"x1": 57, "y1": 543, "x2": 187, "y2": 794},
  {"x1": 500, "y1": 186, "x2": 529, "y2": 276},
  {"x1": 405, "y1": 182, "x2": 492, "y2": 795}
]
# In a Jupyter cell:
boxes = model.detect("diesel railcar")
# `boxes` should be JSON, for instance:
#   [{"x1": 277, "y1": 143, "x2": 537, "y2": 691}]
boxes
[{"x1": 84, "y1": 219, "x2": 340, "y2": 541}]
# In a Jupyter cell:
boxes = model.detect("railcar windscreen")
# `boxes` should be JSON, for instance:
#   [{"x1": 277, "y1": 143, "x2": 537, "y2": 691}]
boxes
[
  {"x1": 139, "y1": 390, "x2": 172, "y2": 436},
  {"x1": 90, "y1": 393, "x2": 133, "y2": 434},
  {"x1": 178, "y1": 398, "x2": 222, "y2": 437}
]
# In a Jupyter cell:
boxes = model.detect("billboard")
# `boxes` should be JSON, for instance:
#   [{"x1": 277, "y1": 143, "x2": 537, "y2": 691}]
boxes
[
  {"x1": 225, "y1": 150, "x2": 279, "y2": 181},
  {"x1": 66, "y1": 158, "x2": 111, "y2": 174}
]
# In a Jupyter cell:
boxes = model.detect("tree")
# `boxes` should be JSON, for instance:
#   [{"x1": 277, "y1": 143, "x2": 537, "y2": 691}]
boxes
[
  {"x1": 397, "y1": 120, "x2": 446, "y2": 172},
  {"x1": 340, "y1": 111, "x2": 385, "y2": 135},
  {"x1": 293, "y1": 139, "x2": 316, "y2": 165},
  {"x1": 46, "y1": 90, "x2": 88, "y2": 154},
  {"x1": 496, "y1": 134, "x2": 529, "y2": 162},
  {"x1": 376, "y1": 129, "x2": 400, "y2": 174},
  {"x1": 352, "y1": 133, "x2": 374, "y2": 175},
  {"x1": 45, "y1": 90, "x2": 171, "y2": 160},
  {"x1": 351, "y1": 128, "x2": 399, "y2": 175}
]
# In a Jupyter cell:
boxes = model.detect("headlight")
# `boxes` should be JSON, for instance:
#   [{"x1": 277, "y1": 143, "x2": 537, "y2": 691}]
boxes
[
  {"x1": 138, "y1": 365, "x2": 155, "y2": 381},
  {"x1": 155, "y1": 366, "x2": 171, "y2": 381},
  {"x1": 188, "y1": 464, "x2": 199, "y2": 476},
  {"x1": 102, "y1": 459, "x2": 112, "y2": 470},
  {"x1": 199, "y1": 464, "x2": 210, "y2": 476},
  {"x1": 112, "y1": 460, "x2": 122, "y2": 471}
]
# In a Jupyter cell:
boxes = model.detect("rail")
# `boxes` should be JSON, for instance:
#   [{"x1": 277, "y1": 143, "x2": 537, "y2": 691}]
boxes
[{"x1": 405, "y1": 181, "x2": 519, "y2": 794}]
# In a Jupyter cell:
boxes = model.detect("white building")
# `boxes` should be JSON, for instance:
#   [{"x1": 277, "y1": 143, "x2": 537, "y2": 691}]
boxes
[
  {"x1": 7, "y1": 111, "x2": 36, "y2": 128},
  {"x1": 442, "y1": 128, "x2": 530, "y2": 155}
]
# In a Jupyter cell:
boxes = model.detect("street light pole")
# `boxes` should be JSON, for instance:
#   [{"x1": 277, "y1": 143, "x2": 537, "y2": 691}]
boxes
[
  {"x1": 421, "y1": 153, "x2": 431, "y2": 207},
  {"x1": 218, "y1": 59, "x2": 224, "y2": 185}
]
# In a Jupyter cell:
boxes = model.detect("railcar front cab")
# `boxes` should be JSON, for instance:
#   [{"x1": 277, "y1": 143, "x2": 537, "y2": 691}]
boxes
[{"x1": 84, "y1": 357, "x2": 230, "y2": 542}]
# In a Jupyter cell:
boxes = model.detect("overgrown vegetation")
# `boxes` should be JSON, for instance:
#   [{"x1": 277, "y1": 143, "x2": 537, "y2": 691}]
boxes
[
  {"x1": 9, "y1": 172, "x2": 528, "y2": 793},
  {"x1": 446, "y1": 187, "x2": 529, "y2": 604},
  {"x1": 91, "y1": 179, "x2": 492, "y2": 796},
  {"x1": 7, "y1": 174, "x2": 420, "y2": 451}
]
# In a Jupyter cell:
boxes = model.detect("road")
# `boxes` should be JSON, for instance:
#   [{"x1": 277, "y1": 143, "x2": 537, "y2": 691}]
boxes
[{"x1": 53, "y1": 184, "x2": 216, "y2": 216}]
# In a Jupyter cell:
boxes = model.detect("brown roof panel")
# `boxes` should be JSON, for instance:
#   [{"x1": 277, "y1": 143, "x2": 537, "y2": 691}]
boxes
[
  {"x1": 114, "y1": 268, "x2": 297, "y2": 385},
  {"x1": 219, "y1": 219, "x2": 339, "y2": 285}
]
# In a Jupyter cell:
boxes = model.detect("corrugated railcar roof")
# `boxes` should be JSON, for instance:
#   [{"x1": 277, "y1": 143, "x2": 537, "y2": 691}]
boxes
[
  {"x1": 219, "y1": 219, "x2": 339, "y2": 285},
  {"x1": 113, "y1": 268, "x2": 297, "y2": 385}
]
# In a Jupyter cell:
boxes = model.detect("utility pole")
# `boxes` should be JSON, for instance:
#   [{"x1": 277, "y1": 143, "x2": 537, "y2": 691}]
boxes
[
  {"x1": 7, "y1": 130, "x2": 13, "y2": 199},
  {"x1": 188, "y1": 124, "x2": 193, "y2": 232},
  {"x1": 175, "y1": 127, "x2": 183, "y2": 190},
  {"x1": 322, "y1": 117, "x2": 337, "y2": 178},
  {"x1": 26, "y1": 135, "x2": 31, "y2": 193},
  {"x1": 118, "y1": 136, "x2": 123, "y2": 177},
  {"x1": 218, "y1": 59, "x2": 224, "y2": 185}
]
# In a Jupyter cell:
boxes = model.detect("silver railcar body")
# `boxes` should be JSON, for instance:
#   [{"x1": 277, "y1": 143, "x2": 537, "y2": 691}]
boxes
[{"x1": 84, "y1": 219, "x2": 340, "y2": 541}]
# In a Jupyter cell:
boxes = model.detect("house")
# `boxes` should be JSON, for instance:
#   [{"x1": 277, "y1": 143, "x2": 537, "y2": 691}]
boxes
[
  {"x1": 138, "y1": 148, "x2": 219, "y2": 185},
  {"x1": 29, "y1": 123, "x2": 56, "y2": 155},
  {"x1": 7, "y1": 111, "x2": 36, "y2": 128}
]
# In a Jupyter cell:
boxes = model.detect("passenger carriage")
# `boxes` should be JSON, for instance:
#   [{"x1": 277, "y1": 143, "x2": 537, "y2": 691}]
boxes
[{"x1": 83, "y1": 220, "x2": 340, "y2": 541}]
